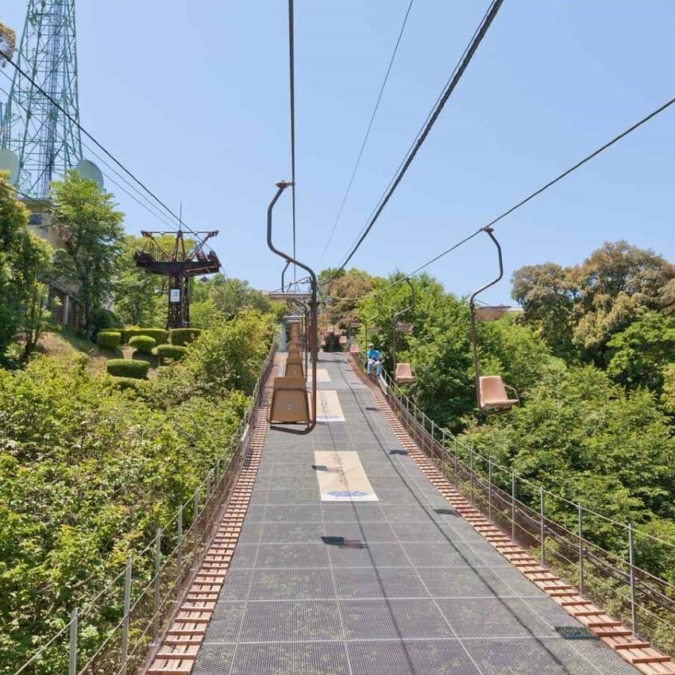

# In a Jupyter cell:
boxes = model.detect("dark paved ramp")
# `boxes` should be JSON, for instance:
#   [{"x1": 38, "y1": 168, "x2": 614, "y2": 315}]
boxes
[{"x1": 193, "y1": 353, "x2": 636, "y2": 674}]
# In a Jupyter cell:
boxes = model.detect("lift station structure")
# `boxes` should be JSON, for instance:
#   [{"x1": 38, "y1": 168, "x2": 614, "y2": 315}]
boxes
[{"x1": 134, "y1": 230, "x2": 221, "y2": 328}]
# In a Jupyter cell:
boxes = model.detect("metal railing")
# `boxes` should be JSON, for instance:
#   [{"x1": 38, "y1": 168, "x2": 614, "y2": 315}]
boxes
[
  {"x1": 12, "y1": 344, "x2": 276, "y2": 675},
  {"x1": 375, "y1": 367, "x2": 675, "y2": 657}
]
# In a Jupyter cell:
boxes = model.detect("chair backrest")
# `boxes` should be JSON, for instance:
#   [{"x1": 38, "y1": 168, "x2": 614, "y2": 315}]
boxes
[
  {"x1": 285, "y1": 362, "x2": 304, "y2": 378},
  {"x1": 395, "y1": 363, "x2": 415, "y2": 383},
  {"x1": 479, "y1": 376, "x2": 510, "y2": 406},
  {"x1": 349, "y1": 344, "x2": 361, "y2": 354},
  {"x1": 273, "y1": 376, "x2": 306, "y2": 390}
]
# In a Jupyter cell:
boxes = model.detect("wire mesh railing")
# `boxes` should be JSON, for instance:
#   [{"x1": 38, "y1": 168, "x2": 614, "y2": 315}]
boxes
[
  {"x1": 375, "y1": 367, "x2": 675, "y2": 657},
  {"x1": 12, "y1": 343, "x2": 276, "y2": 675}
]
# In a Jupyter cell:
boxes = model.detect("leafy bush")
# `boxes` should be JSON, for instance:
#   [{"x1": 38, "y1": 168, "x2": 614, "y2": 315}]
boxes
[
  {"x1": 123, "y1": 327, "x2": 168, "y2": 345},
  {"x1": 96, "y1": 331, "x2": 122, "y2": 349},
  {"x1": 106, "y1": 359, "x2": 150, "y2": 379},
  {"x1": 128, "y1": 335, "x2": 156, "y2": 353},
  {"x1": 170, "y1": 328, "x2": 202, "y2": 346},
  {"x1": 157, "y1": 344, "x2": 188, "y2": 364},
  {"x1": 111, "y1": 376, "x2": 149, "y2": 394}
]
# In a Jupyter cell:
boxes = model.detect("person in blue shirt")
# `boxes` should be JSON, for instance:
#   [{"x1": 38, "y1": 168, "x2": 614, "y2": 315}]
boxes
[{"x1": 366, "y1": 343, "x2": 382, "y2": 377}]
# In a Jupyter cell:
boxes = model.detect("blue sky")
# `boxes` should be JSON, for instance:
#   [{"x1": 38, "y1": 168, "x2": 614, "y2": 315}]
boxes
[{"x1": 3, "y1": 1, "x2": 674, "y2": 304}]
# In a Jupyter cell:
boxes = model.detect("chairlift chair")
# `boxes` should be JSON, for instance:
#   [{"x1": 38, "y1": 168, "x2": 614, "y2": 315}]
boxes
[
  {"x1": 469, "y1": 228, "x2": 519, "y2": 413},
  {"x1": 266, "y1": 181, "x2": 318, "y2": 431},
  {"x1": 393, "y1": 278, "x2": 416, "y2": 385}
]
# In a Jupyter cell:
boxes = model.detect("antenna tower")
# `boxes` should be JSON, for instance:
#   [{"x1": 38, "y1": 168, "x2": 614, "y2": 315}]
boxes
[
  {"x1": 135, "y1": 230, "x2": 221, "y2": 329},
  {"x1": 0, "y1": 0, "x2": 82, "y2": 198}
]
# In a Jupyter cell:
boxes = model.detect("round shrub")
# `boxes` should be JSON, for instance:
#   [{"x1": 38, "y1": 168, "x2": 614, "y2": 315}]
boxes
[
  {"x1": 97, "y1": 331, "x2": 121, "y2": 350},
  {"x1": 123, "y1": 327, "x2": 168, "y2": 345},
  {"x1": 106, "y1": 359, "x2": 150, "y2": 380},
  {"x1": 128, "y1": 335, "x2": 156, "y2": 353},
  {"x1": 156, "y1": 344, "x2": 188, "y2": 364},
  {"x1": 170, "y1": 328, "x2": 202, "y2": 346}
]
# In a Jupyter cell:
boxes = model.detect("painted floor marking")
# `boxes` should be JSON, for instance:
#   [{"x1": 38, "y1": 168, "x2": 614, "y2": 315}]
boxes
[
  {"x1": 314, "y1": 450, "x2": 378, "y2": 502},
  {"x1": 313, "y1": 389, "x2": 345, "y2": 422},
  {"x1": 307, "y1": 368, "x2": 331, "y2": 383}
]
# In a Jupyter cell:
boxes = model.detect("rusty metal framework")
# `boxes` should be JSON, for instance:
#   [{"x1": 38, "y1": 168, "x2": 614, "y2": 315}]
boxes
[{"x1": 134, "y1": 230, "x2": 220, "y2": 328}]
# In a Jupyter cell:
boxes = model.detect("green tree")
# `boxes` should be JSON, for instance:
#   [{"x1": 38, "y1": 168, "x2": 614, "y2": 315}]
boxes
[
  {"x1": 113, "y1": 235, "x2": 164, "y2": 326},
  {"x1": 606, "y1": 311, "x2": 675, "y2": 393},
  {"x1": 51, "y1": 171, "x2": 125, "y2": 336},
  {"x1": 0, "y1": 20, "x2": 16, "y2": 65}
]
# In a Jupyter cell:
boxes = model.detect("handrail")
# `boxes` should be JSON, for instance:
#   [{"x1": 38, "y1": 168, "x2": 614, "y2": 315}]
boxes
[
  {"x1": 376, "y1": 366, "x2": 675, "y2": 654},
  {"x1": 267, "y1": 181, "x2": 317, "y2": 434}
]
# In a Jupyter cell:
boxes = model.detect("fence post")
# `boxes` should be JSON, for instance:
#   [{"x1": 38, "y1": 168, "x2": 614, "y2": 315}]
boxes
[
  {"x1": 540, "y1": 487, "x2": 545, "y2": 566},
  {"x1": 628, "y1": 523, "x2": 637, "y2": 635},
  {"x1": 511, "y1": 472, "x2": 516, "y2": 540},
  {"x1": 488, "y1": 460, "x2": 493, "y2": 521},
  {"x1": 206, "y1": 472, "x2": 212, "y2": 503},
  {"x1": 193, "y1": 487, "x2": 200, "y2": 523},
  {"x1": 578, "y1": 504, "x2": 584, "y2": 596},
  {"x1": 453, "y1": 438, "x2": 459, "y2": 487},
  {"x1": 177, "y1": 505, "x2": 184, "y2": 585},
  {"x1": 153, "y1": 528, "x2": 162, "y2": 641},
  {"x1": 470, "y1": 448, "x2": 475, "y2": 504},
  {"x1": 69, "y1": 607, "x2": 78, "y2": 675},
  {"x1": 121, "y1": 556, "x2": 132, "y2": 666}
]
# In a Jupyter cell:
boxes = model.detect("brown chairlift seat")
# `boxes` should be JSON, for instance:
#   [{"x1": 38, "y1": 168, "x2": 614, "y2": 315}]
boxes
[
  {"x1": 269, "y1": 377, "x2": 311, "y2": 424},
  {"x1": 339, "y1": 335, "x2": 348, "y2": 345},
  {"x1": 395, "y1": 363, "x2": 415, "y2": 384},
  {"x1": 285, "y1": 361, "x2": 304, "y2": 378},
  {"x1": 349, "y1": 344, "x2": 361, "y2": 355},
  {"x1": 479, "y1": 376, "x2": 519, "y2": 412}
]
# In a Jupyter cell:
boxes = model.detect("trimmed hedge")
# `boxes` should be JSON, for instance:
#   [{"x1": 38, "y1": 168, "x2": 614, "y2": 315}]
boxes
[
  {"x1": 170, "y1": 328, "x2": 202, "y2": 346},
  {"x1": 128, "y1": 335, "x2": 156, "y2": 353},
  {"x1": 111, "y1": 376, "x2": 149, "y2": 394},
  {"x1": 123, "y1": 327, "x2": 168, "y2": 345},
  {"x1": 156, "y1": 344, "x2": 188, "y2": 364},
  {"x1": 106, "y1": 359, "x2": 150, "y2": 380},
  {"x1": 97, "y1": 331, "x2": 122, "y2": 349}
]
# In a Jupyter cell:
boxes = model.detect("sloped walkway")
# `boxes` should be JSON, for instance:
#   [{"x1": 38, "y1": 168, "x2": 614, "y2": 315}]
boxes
[{"x1": 192, "y1": 353, "x2": 636, "y2": 674}]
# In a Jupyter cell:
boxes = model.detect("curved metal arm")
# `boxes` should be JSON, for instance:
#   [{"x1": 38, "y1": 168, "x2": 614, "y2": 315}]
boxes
[
  {"x1": 280, "y1": 260, "x2": 291, "y2": 292},
  {"x1": 392, "y1": 277, "x2": 415, "y2": 367},
  {"x1": 469, "y1": 227, "x2": 503, "y2": 410},
  {"x1": 267, "y1": 181, "x2": 317, "y2": 434}
]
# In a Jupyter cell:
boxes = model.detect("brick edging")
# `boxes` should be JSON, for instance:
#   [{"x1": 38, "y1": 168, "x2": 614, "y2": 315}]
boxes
[
  {"x1": 145, "y1": 374, "x2": 274, "y2": 675},
  {"x1": 348, "y1": 356, "x2": 675, "y2": 675}
]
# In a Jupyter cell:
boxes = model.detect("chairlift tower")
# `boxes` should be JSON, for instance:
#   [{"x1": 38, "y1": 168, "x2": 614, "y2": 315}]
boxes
[
  {"x1": 134, "y1": 230, "x2": 221, "y2": 329},
  {"x1": 0, "y1": 0, "x2": 83, "y2": 198}
]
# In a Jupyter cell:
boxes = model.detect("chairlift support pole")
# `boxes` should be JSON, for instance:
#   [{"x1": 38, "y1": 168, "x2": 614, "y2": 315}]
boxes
[
  {"x1": 468, "y1": 227, "x2": 504, "y2": 410},
  {"x1": 392, "y1": 277, "x2": 415, "y2": 368},
  {"x1": 267, "y1": 181, "x2": 317, "y2": 434}
]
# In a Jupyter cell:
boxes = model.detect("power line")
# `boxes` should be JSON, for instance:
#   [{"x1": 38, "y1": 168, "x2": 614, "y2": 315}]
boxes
[
  {"x1": 288, "y1": 0, "x2": 297, "y2": 283},
  {"x1": 330, "y1": 0, "x2": 505, "y2": 276},
  {"x1": 0, "y1": 50, "x2": 208, "y2": 245},
  {"x1": 317, "y1": 0, "x2": 416, "y2": 266},
  {"x1": 337, "y1": 92, "x2": 675, "y2": 303}
]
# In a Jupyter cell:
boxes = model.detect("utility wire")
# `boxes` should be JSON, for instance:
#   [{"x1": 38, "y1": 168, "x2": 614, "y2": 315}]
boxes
[
  {"x1": 288, "y1": 0, "x2": 297, "y2": 283},
  {"x1": 0, "y1": 50, "x2": 209, "y2": 246},
  {"x1": 336, "y1": 92, "x2": 675, "y2": 302},
  {"x1": 329, "y1": 0, "x2": 504, "y2": 277},
  {"x1": 317, "y1": 0, "x2": 416, "y2": 266}
]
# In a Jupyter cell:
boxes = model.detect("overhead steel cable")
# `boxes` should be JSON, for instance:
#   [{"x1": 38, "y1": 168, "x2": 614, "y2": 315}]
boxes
[
  {"x1": 330, "y1": 0, "x2": 505, "y2": 276},
  {"x1": 331, "y1": 92, "x2": 675, "y2": 302},
  {"x1": 288, "y1": 0, "x2": 298, "y2": 283},
  {"x1": 0, "y1": 50, "x2": 209, "y2": 247},
  {"x1": 317, "y1": 0, "x2": 416, "y2": 266}
]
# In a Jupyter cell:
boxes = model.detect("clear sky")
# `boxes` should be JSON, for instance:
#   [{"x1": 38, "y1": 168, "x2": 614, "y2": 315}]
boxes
[{"x1": 3, "y1": 1, "x2": 674, "y2": 304}]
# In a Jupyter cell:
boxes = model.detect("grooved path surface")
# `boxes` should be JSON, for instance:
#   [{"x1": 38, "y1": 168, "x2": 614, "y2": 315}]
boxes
[{"x1": 192, "y1": 354, "x2": 636, "y2": 674}]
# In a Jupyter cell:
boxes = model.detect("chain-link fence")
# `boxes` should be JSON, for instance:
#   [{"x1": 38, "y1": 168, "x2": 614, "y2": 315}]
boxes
[
  {"x1": 377, "y1": 369, "x2": 675, "y2": 657},
  {"x1": 13, "y1": 344, "x2": 276, "y2": 675}
]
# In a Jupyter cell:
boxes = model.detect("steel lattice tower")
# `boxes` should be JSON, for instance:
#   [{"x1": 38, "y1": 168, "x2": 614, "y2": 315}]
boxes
[{"x1": 0, "y1": 0, "x2": 82, "y2": 198}]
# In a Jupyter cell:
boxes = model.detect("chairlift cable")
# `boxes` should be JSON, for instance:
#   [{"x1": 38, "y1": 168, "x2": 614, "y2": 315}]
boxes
[
  {"x1": 288, "y1": 0, "x2": 298, "y2": 283},
  {"x1": 328, "y1": 0, "x2": 505, "y2": 278},
  {"x1": 317, "y1": 0, "x2": 416, "y2": 266}
]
